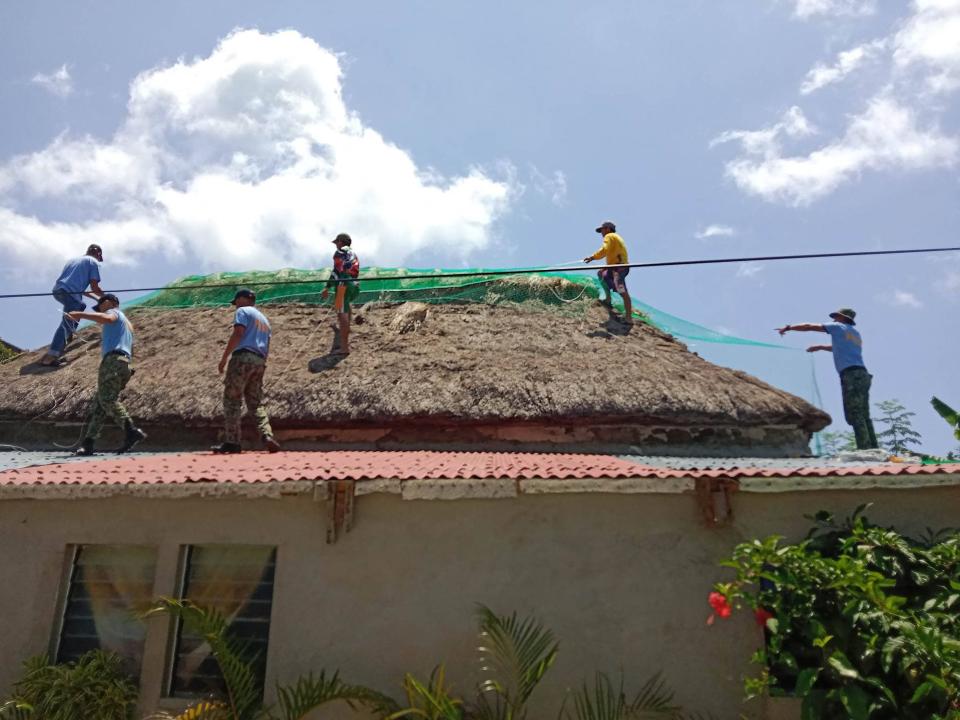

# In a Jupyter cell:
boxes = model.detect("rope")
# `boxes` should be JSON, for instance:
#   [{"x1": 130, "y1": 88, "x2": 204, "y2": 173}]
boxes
[{"x1": 1, "y1": 245, "x2": 956, "y2": 300}]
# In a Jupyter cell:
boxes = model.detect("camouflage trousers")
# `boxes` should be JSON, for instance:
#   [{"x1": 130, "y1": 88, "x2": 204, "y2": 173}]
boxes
[
  {"x1": 85, "y1": 354, "x2": 133, "y2": 440},
  {"x1": 223, "y1": 352, "x2": 274, "y2": 444},
  {"x1": 840, "y1": 366, "x2": 878, "y2": 450}
]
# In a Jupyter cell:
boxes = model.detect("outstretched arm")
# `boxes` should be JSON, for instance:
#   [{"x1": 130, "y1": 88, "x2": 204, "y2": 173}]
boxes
[
  {"x1": 584, "y1": 236, "x2": 609, "y2": 263},
  {"x1": 806, "y1": 344, "x2": 833, "y2": 353},
  {"x1": 66, "y1": 310, "x2": 117, "y2": 325},
  {"x1": 777, "y1": 322, "x2": 827, "y2": 336}
]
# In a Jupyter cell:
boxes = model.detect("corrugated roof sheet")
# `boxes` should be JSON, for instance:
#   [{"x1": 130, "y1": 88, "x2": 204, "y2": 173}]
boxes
[{"x1": 0, "y1": 450, "x2": 957, "y2": 488}]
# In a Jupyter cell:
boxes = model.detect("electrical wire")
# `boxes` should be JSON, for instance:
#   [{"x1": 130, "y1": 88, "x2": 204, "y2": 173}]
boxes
[{"x1": 0, "y1": 245, "x2": 957, "y2": 300}]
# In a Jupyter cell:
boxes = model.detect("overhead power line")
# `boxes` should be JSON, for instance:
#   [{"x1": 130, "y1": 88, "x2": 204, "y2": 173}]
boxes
[{"x1": 0, "y1": 245, "x2": 957, "y2": 300}]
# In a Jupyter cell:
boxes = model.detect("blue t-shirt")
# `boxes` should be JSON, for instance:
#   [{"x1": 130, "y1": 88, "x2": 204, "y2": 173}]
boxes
[
  {"x1": 234, "y1": 306, "x2": 271, "y2": 358},
  {"x1": 824, "y1": 322, "x2": 865, "y2": 374},
  {"x1": 53, "y1": 256, "x2": 101, "y2": 295},
  {"x1": 101, "y1": 309, "x2": 133, "y2": 358}
]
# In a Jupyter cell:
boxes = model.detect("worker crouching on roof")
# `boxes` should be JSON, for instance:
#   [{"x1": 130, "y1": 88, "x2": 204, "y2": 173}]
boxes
[
  {"x1": 777, "y1": 308, "x2": 879, "y2": 451},
  {"x1": 213, "y1": 289, "x2": 281, "y2": 454},
  {"x1": 41, "y1": 244, "x2": 105, "y2": 367},
  {"x1": 584, "y1": 221, "x2": 633, "y2": 326},
  {"x1": 320, "y1": 233, "x2": 360, "y2": 356},
  {"x1": 67, "y1": 294, "x2": 147, "y2": 455}
]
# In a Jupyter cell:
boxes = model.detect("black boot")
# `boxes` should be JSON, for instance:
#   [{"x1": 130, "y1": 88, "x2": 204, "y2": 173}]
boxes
[
  {"x1": 211, "y1": 442, "x2": 242, "y2": 454},
  {"x1": 263, "y1": 435, "x2": 281, "y2": 453},
  {"x1": 75, "y1": 438, "x2": 96, "y2": 456},
  {"x1": 116, "y1": 422, "x2": 147, "y2": 454}
]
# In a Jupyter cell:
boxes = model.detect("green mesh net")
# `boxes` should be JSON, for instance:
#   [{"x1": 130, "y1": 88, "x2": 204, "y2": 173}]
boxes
[{"x1": 129, "y1": 267, "x2": 825, "y2": 452}]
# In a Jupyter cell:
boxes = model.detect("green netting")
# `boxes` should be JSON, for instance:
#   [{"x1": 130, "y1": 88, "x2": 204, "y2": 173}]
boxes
[{"x1": 129, "y1": 267, "x2": 825, "y2": 452}]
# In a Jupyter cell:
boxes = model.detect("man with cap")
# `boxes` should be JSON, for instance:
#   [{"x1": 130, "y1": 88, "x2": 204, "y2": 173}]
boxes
[
  {"x1": 41, "y1": 244, "x2": 105, "y2": 367},
  {"x1": 66, "y1": 293, "x2": 147, "y2": 455},
  {"x1": 212, "y1": 289, "x2": 281, "y2": 454},
  {"x1": 584, "y1": 221, "x2": 633, "y2": 325},
  {"x1": 777, "y1": 308, "x2": 878, "y2": 450},
  {"x1": 320, "y1": 233, "x2": 360, "y2": 355}
]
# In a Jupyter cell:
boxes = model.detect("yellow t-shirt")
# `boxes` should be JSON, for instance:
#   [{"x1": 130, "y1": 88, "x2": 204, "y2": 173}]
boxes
[{"x1": 591, "y1": 233, "x2": 629, "y2": 265}]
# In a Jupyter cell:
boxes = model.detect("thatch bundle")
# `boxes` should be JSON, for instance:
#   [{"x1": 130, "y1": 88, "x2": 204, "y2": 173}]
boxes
[{"x1": 0, "y1": 300, "x2": 830, "y2": 453}]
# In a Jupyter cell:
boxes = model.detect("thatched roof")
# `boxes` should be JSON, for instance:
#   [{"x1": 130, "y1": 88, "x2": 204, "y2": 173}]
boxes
[{"x1": 0, "y1": 294, "x2": 830, "y2": 454}]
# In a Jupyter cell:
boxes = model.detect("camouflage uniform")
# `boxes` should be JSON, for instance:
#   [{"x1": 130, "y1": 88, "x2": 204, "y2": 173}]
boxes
[
  {"x1": 840, "y1": 366, "x2": 878, "y2": 450},
  {"x1": 84, "y1": 354, "x2": 133, "y2": 440},
  {"x1": 223, "y1": 352, "x2": 274, "y2": 444}
]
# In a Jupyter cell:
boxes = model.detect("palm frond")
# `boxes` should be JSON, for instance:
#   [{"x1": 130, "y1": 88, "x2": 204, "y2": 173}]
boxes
[
  {"x1": 0, "y1": 700, "x2": 33, "y2": 720},
  {"x1": 387, "y1": 666, "x2": 463, "y2": 720},
  {"x1": 270, "y1": 670, "x2": 400, "y2": 720},
  {"x1": 932, "y1": 397, "x2": 960, "y2": 440},
  {"x1": 558, "y1": 672, "x2": 712, "y2": 720},
  {"x1": 474, "y1": 604, "x2": 559, "y2": 720},
  {"x1": 148, "y1": 597, "x2": 261, "y2": 720}
]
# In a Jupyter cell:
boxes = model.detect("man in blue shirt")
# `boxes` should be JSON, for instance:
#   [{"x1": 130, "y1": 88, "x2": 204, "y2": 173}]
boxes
[
  {"x1": 66, "y1": 293, "x2": 147, "y2": 455},
  {"x1": 41, "y1": 244, "x2": 105, "y2": 367},
  {"x1": 212, "y1": 289, "x2": 281, "y2": 454},
  {"x1": 778, "y1": 307, "x2": 878, "y2": 450}
]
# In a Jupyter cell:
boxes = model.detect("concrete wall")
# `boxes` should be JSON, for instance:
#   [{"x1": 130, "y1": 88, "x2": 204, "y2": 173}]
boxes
[{"x1": 1, "y1": 485, "x2": 958, "y2": 718}]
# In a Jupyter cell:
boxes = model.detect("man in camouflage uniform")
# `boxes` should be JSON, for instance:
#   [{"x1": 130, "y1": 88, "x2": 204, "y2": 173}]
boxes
[
  {"x1": 778, "y1": 307, "x2": 878, "y2": 450},
  {"x1": 212, "y1": 289, "x2": 281, "y2": 454},
  {"x1": 67, "y1": 293, "x2": 147, "y2": 455}
]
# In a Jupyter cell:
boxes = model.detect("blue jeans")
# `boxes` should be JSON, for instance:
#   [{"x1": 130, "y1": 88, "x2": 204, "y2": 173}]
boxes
[{"x1": 48, "y1": 289, "x2": 86, "y2": 357}]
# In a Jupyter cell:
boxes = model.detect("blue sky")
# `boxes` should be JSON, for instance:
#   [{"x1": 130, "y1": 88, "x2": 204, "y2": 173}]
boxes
[{"x1": 1, "y1": 0, "x2": 958, "y2": 452}]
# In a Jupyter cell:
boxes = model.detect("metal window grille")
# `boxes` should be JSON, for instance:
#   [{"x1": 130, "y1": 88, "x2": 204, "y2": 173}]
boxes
[
  {"x1": 55, "y1": 544, "x2": 157, "y2": 675},
  {"x1": 168, "y1": 545, "x2": 277, "y2": 699}
]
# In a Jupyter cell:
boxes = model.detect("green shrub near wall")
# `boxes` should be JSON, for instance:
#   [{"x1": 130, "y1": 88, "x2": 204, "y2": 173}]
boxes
[{"x1": 710, "y1": 507, "x2": 960, "y2": 719}]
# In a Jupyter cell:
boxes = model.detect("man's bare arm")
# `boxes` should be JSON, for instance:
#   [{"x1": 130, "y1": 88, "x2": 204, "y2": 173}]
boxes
[
  {"x1": 777, "y1": 322, "x2": 827, "y2": 336},
  {"x1": 87, "y1": 280, "x2": 104, "y2": 298},
  {"x1": 218, "y1": 325, "x2": 246, "y2": 374},
  {"x1": 806, "y1": 344, "x2": 833, "y2": 353},
  {"x1": 66, "y1": 310, "x2": 117, "y2": 325}
]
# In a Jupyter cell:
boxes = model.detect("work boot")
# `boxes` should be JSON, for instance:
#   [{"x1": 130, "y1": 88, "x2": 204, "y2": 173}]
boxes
[
  {"x1": 211, "y1": 442, "x2": 242, "y2": 454},
  {"x1": 116, "y1": 423, "x2": 147, "y2": 454},
  {"x1": 75, "y1": 439, "x2": 96, "y2": 456},
  {"x1": 263, "y1": 435, "x2": 281, "y2": 453}
]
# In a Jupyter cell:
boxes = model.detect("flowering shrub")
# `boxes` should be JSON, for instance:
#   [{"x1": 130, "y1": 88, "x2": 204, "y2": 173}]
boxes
[{"x1": 709, "y1": 506, "x2": 960, "y2": 720}]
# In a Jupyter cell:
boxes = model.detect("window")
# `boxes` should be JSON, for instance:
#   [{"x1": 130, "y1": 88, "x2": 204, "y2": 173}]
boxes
[
  {"x1": 56, "y1": 544, "x2": 157, "y2": 674},
  {"x1": 168, "y1": 545, "x2": 277, "y2": 699}
]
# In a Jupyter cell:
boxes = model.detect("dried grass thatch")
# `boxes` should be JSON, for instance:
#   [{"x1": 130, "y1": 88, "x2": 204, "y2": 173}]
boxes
[{"x1": 0, "y1": 299, "x2": 830, "y2": 452}]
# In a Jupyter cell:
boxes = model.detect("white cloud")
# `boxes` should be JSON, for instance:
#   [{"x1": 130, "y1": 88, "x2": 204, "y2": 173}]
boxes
[
  {"x1": 736, "y1": 262, "x2": 764, "y2": 278},
  {"x1": 695, "y1": 224, "x2": 737, "y2": 239},
  {"x1": 714, "y1": 96, "x2": 958, "y2": 205},
  {"x1": 711, "y1": 106, "x2": 815, "y2": 158},
  {"x1": 937, "y1": 270, "x2": 960, "y2": 295},
  {"x1": 528, "y1": 167, "x2": 568, "y2": 206},
  {"x1": 800, "y1": 39, "x2": 887, "y2": 94},
  {"x1": 31, "y1": 64, "x2": 73, "y2": 98},
  {"x1": 893, "y1": 0, "x2": 960, "y2": 93},
  {"x1": 786, "y1": 0, "x2": 876, "y2": 19},
  {"x1": 887, "y1": 289, "x2": 924, "y2": 308},
  {"x1": 0, "y1": 30, "x2": 516, "y2": 273}
]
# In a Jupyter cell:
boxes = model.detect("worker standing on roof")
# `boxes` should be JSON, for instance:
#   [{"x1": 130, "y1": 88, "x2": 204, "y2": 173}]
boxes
[
  {"x1": 320, "y1": 233, "x2": 360, "y2": 356},
  {"x1": 777, "y1": 308, "x2": 878, "y2": 450},
  {"x1": 213, "y1": 289, "x2": 281, "y2": 454},
  {"x1": 41, "y1": 244, "x2": 105, "y2": 367},
  {"x1": 67, "y1": 294, "x2": 147, "y2": 456},
  {"x1": 584, "y1": 221, "x2": 633, "y2": 325}
]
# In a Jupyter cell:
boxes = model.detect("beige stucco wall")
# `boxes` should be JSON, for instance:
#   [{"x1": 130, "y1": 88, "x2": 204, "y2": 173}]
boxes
[{"x1": 0, "y1": 484, "x2": 958, "y2": 718}]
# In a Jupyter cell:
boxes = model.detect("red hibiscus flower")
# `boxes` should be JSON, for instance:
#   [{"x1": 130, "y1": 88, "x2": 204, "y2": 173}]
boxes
[
  {"x1": 707, "y1": 592, "x2": 732, "y2": 624},
  {"x1": 754, "y1": 607, "x2": 775, "y2": 628}
]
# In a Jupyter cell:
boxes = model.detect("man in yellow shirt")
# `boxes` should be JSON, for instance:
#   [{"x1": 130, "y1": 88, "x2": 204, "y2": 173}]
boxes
[{"x1": 584, "y1": 221, "x2": 633, "y2": 325}]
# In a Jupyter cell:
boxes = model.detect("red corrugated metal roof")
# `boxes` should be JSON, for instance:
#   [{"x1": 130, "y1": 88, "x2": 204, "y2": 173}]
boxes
[
  {"x1": 0, "y1": 451, "x2": 957, "y2": 487},
  {"x1": 0, "y1": 451, "x2": 649, "y2": 486}
]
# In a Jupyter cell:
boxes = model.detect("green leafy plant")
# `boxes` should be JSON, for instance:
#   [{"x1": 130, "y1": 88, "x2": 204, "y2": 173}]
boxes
[
  {"x1": 558, "y1": 671, "x2": 708, "y2": 720},
  {"x1": 709, "y1": 507, "x2": 960, "y2": 719},
  {"x1": 388, "y1": 666, "x2": 463, "y2": 720},
  {"x1": 875, "y1": 399, "x2": 923, "y2": 454},
  {"x1": 0, "y1": 650, "x2": 138, "y2": 720},
  {"x1": 147, "y1": 597, "x2": 398, "y2": 720},
  {"x1": 819, "y1": 430, "x2": 857, "y2": 456},
  {"x1": 932, "y1": 397, "x2": 960, "y2": 443}
]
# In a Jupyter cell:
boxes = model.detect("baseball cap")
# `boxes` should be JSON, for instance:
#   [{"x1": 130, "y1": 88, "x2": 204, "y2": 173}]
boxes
[
  {"x1": 829, "y1": 308, "x2": 857, "y2": 325},
  {"x1": 595, "y1": 221, "x2": 616, "y2": 234},
  {"x1": 333, "y1": 233, "x2": 352, "y2": 246},
  {"x1": 93, "y1": 293, "x2": 119, "y2": 311},
  {"x1": 87, "y1": 244, "x2": 103, "y2": 256},
  {"x1": 231, "y1": 289, "x2": 256, "y2": 305}
]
